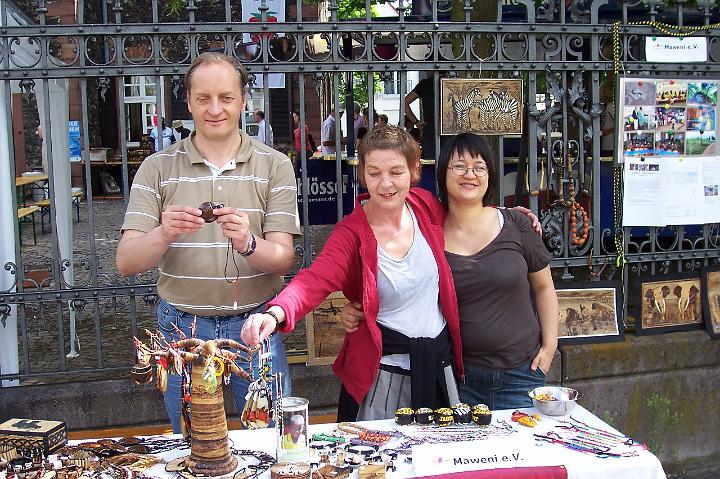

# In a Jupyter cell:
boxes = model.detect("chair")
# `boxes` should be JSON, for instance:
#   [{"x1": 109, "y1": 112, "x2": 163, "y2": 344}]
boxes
[
  {"x1": 17, "y1": 205, "x2": 41, "y2": 245},
  {"x1": 36, "y1": 190, "x2": 83, "y2": 234}
]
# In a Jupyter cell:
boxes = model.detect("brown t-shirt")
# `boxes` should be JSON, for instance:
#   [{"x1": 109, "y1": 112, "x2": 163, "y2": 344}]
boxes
[{"x1": 445, "y1": 208, "x2": 552, "y2": 370}]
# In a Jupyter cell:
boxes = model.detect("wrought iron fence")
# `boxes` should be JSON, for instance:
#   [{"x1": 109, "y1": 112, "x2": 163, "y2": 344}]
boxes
[{"x1": 1, "y1": 0, "x2": 719, "y2": 384}]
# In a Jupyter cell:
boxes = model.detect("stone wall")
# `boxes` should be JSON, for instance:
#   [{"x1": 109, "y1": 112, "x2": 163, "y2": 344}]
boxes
[{"x1": 1, "y1": 331, "x2": 718, "y2": 476}]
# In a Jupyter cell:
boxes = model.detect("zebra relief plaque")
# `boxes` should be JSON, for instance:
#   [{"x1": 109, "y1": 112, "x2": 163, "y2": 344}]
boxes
[{"x1": 440, "y1": 79, "x2": 523, "y2": 135}]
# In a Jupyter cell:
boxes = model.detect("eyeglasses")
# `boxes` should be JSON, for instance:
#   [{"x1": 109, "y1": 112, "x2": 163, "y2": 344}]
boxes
[{"x1": 448, "y1": 164, "x2": 489, "y2": 177}]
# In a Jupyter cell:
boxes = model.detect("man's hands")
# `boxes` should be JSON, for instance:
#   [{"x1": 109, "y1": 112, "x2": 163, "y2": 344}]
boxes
[
  {"x1": 161, "y1": 205, "x2": 252, "y2": 253},
  {"x1": 339, "y1": 302, "x2": 365, "y2": 333},
  {"x1": 160, "y1": 205, "x2": 204, "y2": 243},
  {"x1": 214, "y1": 206, "x2": 253, "y2": 253}
]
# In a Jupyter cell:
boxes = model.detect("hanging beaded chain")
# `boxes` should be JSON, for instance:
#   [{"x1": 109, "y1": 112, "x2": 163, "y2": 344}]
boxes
[
  {"x1": 610, "y1": 20, "x2": 720, "y2": 269},
  {"x1": 274, "y1": 371, "x2": 285, "y2": 442},
  {"x1": 242, "y1": 338, "x2": 275, "y2": 430},
  {"x1": 569, "y1": 202, "x2": 589, "y2": 247}
]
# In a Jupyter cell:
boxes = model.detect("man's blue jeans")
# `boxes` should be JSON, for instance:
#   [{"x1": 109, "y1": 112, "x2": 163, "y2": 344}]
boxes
[
  {"x1": 458, "y1": 358, "x2": 546, "y2": 411},
  {"x1": 156, "y1": 299, "x2": 292, "y2": 433}
]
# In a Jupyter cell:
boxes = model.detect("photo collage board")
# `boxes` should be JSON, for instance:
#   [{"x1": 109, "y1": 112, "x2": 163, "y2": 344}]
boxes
[
  {"x1": 618, "y1": 76, "x2": 720, "y2": 226},
  {"x1": 620, "y1": 77, "x2": 718, "y2": 158}
]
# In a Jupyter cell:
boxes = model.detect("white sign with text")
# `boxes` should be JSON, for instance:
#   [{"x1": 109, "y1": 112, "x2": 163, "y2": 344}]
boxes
[
  {"x1": 646, "y1": 37, "x2": 707, "y2": 63},
  {"x1": 412, "y1": 439, "x2": 558, "y2": 476}
]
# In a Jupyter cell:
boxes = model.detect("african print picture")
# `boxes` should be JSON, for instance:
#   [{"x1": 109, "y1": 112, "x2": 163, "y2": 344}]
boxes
[
  {"x1": 555, "y1": 282, "x2": 624, "y2": 345},
  {"x1": 636, "y1": 273, "x2": 704, "y2": 336},
  {"x1": 440, "y1": 79, "x2": 523, "y2": 135},
  {"x1": 305, "y1": 291, "x2": 349, "y2": 365},
  {"x1": 701, "y1": 266, "x2": 720, "y2": 339}
]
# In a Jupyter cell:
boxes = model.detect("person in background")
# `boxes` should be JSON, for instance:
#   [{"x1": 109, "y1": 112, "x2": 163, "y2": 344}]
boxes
[
  {"x1": 172, "y1": 120, "x2": 191, "y2": 141},
  {"x1": 149, "y1": 117, "x2": 175, "y2": 153},
  {"x1": 352, "y1": 101, "x2": 363, "y2": 142},
  {"x1": 241, "y1": 125, "x2": 463, "y2": 422},
  {"x1": 293, "y1": 111, "x2": 316, "y2": 157},
  {"x1": 116, "y1": 52, "x2": 298, "y2": 433},
  {"x1": 255, "y1": 110, "x2": 274, "y2": 147},
  {"x1": 340, "y1": 133, "x2": 555, "y2": 411},
  {"x1": 355, "y1": 108, "x2": 379, "y2": 150},
  {"x1": 405, "y1": 71, "x2": 439, "y2": 159},
  {"x1": 378, "y1": 113, "x2": 389, "y2": 126},
  {"x1": 321, "y1": 107, "x2": 345, "y2": 155}
]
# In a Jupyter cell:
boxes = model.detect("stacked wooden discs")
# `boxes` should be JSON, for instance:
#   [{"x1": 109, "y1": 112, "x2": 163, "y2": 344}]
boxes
[{"x1": 186, "y1": 359, "x2": 237, "y2": 476}]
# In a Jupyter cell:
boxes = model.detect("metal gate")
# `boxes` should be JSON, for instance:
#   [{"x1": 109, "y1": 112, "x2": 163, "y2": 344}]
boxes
[{"x1": 1, "y1": 0, "x2": 719, "y2": 384}]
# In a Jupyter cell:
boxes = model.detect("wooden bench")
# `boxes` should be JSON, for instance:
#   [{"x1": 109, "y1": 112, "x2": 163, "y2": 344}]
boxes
[
  {"x1": 35, "y1": 190, "x2": 83, "y2": 233},
  {"x1": 17, "y1": 205, "x2": 41, "y2": 245}
]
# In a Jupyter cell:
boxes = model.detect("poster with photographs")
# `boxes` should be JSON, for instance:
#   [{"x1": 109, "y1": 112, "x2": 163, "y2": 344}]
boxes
[
  {"x1": 636, "y1": 273, "x2": 704, "y2": 336},
  {"x1": 618, "y1": 76, "x2": 720, "y2": 226},
  {"x1": 555, "y1": 282, "x2": 624, "y2": 345}
]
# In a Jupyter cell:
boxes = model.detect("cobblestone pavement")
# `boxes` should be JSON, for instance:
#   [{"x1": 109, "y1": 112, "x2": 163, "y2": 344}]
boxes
[{"x1": 14, "y1": 197, "x2": 332, "y2": 385}]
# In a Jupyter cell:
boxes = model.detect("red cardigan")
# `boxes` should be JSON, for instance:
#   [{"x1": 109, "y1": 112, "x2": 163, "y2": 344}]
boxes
[{"x1": 270, "y1": 188, "x2": 463, "y2": 405}]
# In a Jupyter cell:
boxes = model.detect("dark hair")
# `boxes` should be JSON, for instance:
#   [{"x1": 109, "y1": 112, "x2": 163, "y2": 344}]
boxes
[
  {"x1": 184, "y1": 52, "x2": 248, "y2": 98},
  {"x1": 254, "y1": 110, "x2": 265, "y2": 120},
  {"x1": 356, "y1": 125, "x2": 420, "y2": 187},
  {"x1": 436, "y1": 132, "x2": 497, "y2": 207}
]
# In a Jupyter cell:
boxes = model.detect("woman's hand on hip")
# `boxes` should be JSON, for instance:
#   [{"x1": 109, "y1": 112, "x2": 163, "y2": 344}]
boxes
[{"x1": 531, "y1": 346, "x2": 556, "y2": 376}]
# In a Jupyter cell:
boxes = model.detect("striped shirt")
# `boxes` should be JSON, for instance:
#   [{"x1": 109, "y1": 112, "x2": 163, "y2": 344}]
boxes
[{"x1": 121, "y1": 130, "x2": 301, "y2": 315}]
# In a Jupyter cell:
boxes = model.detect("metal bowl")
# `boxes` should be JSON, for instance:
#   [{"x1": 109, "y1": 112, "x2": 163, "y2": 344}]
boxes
[{"x1": 528, "y1": 386, "x2": 581, "y2": 416}]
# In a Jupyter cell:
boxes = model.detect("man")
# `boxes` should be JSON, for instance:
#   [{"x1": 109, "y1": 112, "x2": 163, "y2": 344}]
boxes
[
  {"x1": 254, "y1": 110, "x2": 274, "y2": 147},
  {"x1": 320, "y1": 107, "x2": 344, "y2": 155},
  {"x1": 352, "y1": 101, "x2": 363, "y2": 142},
  {"x1": 149, "y1": 117, "x2": 175, "y2": 153},
  {"x1": 116, "y1": 52, "x2": 299, "y2": 433},
  {"x1": 404, "y1": 71, "x2": 439, "y2": 159},
  {"x1": 172, "y1": 119, "x2": 191, "y2": 140}
]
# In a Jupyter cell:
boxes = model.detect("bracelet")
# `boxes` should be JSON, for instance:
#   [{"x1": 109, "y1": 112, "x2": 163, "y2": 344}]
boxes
[
  {"x1": 239, "y1": 234, "x2": 256, "y2": 257},
  {"x1": 266, "y1": 309, "x2": 282, "y2": 326}
]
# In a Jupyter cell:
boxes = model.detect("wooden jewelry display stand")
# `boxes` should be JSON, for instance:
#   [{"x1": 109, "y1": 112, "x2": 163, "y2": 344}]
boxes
[
  {"x1": 185, "y1": 356, "x2": 236, "y2": 476},
  {"x1": 133, "y1": 332, "x2": 259, "y2": 477}
]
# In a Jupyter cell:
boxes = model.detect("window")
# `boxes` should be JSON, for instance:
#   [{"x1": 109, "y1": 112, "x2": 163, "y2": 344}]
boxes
[{"x1": 123, "y1": 76, "x2": 163, "y2": 147}]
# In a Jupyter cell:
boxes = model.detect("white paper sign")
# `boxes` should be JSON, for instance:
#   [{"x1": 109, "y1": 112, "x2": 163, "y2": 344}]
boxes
[
  {"x1": 702, "y1": 156, "x2": 720, "y2": 224},
  {"x1": 412, "y1": 439, "x2": 555, "y2": 476},
  {"x1": 622, "y1": 157, "x2": 665, "y2": 227},
  {"x1": 663, "y1": 156, "x2": 704, "y2": 225},
  {"x1": 646, "y1": 37, "x2": 707, "y2": 63}
]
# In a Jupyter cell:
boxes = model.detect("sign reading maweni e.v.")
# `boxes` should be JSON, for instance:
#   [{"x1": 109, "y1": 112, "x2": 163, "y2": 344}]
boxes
[{"x1": 412, "y1": 439, "x2": 557, "y2": 476}]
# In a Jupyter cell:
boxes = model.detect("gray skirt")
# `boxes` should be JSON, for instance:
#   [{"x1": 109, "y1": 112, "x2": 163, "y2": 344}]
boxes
[{"x1": 356, "y1": 363, "x2": 460, "y2": 421}]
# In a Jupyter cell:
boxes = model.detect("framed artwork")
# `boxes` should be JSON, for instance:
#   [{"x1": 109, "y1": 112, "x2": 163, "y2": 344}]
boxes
[
  {"x1": 636, "y1": 273, "x2": 704, "y2": 336},
  {"x1": 439, "y1": 79, "x2": 523, "y2": 135},
  {"x1": 555, "y1": 282, "x2": 624, "y2": 345},
  {"x1": 305, "y1": 291, "x2": 349, "y2": 366},
  {"x1": 701, "y1": 265, "x2": 720, "y2": 339}
]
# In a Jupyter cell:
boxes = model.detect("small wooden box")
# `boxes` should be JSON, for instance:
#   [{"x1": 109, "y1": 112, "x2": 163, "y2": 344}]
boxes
[{"x1": 0, "y1": 418, "x2": 67, "y2": 456}]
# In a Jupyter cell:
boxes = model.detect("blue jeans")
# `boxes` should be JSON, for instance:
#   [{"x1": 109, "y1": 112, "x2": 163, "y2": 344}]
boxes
[
  {"x1": 458, "y1": 358, "x2": 545, "y2": 411},
  {"x1": 156, "y1": 299, "x2": 292, "y2": 433}
]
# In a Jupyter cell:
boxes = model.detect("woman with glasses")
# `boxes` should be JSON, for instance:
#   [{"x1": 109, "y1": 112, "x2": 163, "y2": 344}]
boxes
[
  {"x1": 341, "y1": 133, "x2": 557, "y2": 410},
  {"x1": 438, "y1": 133, "x2": 558, "y2": 410}
]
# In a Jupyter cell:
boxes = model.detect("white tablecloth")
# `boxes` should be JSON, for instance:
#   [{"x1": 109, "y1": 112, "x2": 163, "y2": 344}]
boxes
[{"x1": 144, "y1": 405, "x2": 665, "y2": 479}]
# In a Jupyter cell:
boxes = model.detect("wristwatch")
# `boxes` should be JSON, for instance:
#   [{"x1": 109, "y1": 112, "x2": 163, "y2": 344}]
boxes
[{"x1": 239, "y1": 233, "x2": 256, "y2": 257}]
